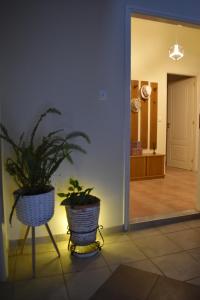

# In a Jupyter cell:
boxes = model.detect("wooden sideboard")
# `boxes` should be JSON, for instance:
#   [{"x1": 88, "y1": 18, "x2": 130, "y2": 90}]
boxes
[{"x1": 130, "y1": 153, "x2": 165, "y2": 181}]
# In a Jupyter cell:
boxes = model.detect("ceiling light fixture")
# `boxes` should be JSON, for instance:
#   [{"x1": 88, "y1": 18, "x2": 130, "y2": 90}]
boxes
[
  {"x1": 169, "y1": 43, "x2": 184, "y2": 60},
  {"x1": 169, "y1": 25, "x2": 184, "y2": 61}
]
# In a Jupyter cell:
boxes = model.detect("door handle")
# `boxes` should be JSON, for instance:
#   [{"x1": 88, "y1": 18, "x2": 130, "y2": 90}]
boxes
[{"x1": 167, "y1": 122, "x2": 170, "y2": 129}]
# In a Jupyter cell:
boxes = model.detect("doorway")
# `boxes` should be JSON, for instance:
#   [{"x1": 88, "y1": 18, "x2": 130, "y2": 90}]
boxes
[
  {"x1": 167, "y1": 74, "x2": 197, "y2": 171},
  {"x1": 128, "y1": 16, "x2": 200, "y2": 225}
]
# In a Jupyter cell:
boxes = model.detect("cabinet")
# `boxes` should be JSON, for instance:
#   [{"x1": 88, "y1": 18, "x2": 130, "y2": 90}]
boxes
[{"x1": 130, "y1": 154, "x2": 165, "y2": 180}]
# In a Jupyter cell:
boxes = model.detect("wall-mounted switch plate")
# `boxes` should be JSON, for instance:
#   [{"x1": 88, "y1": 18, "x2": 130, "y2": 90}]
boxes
[{"x1": 99, "y1": 89, "x2": 107, "y2": 101}]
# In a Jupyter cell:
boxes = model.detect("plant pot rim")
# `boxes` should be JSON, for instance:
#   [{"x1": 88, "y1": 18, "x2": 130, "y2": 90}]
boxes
[
  {"x1": 13, "y1": 185, "x2": 54, "y2": 197},
  {"x1": 64, "y1": 200, "x2": 100, "y2": 209}
]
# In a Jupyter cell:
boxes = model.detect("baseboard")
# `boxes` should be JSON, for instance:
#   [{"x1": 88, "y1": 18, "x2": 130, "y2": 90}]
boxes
[
  {"x1": 102, "y1": 225, "x2": 124, "y2": 235},
  {"x1": 9, "y1": 233, "x2": 67, "y2": 248},
  {"x1": 130, "y1": 210, "x2": 200, "y2": 230}
]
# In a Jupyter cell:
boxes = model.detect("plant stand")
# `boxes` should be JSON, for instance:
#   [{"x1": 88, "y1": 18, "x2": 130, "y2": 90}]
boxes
[
  {"x1": 20, "y1": 223, "x2": 60, "y2": 278},
  {"x1": 67, "y1": 225, "x2": 104, "y2": 258}
]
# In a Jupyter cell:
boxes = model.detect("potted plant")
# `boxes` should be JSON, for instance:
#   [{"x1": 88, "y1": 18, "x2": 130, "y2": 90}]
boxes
[
  {"x1": 58, "y1": 178, "x2": 102, "y2": 256},
  {"x1": 0, "y1": 107, "x2": 90, "y2": 226}
]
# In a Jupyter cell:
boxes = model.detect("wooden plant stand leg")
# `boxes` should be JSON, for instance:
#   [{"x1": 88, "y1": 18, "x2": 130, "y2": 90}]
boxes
[
  {"x1": 45, "y1": 223, "x2": 60, "y2": 257},
  {"x1": 32, "y1": 226, "x2": 36, "y2": 278},
  {"x1": 20, "y1": 226, "x2": 30, "y2": 254}
]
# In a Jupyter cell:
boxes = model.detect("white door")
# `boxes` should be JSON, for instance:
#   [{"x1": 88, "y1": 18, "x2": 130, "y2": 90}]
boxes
[{"x1": 167, "y1": 77, "x2": 196, "y2": 170}]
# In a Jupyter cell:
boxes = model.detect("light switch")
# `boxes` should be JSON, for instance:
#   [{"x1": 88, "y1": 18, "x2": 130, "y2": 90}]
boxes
[{"x1": 99, "y1": 90, "x2": 107, "y2": 101}]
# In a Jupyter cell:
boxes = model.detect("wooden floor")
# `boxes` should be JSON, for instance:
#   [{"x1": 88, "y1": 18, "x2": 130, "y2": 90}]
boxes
[{"x1": 130, "y1": 166, "x2": 198, "y2": 221}]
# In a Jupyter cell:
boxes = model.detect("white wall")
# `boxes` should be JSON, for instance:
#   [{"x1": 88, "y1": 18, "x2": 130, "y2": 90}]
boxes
[
  {"x1": 1, "y1": 0, "x2": 200, "y2": 240},
  {"x1": 0, "y1": 0, "x2": 125, "y2": 240},
  {"x1": 131, "y1": 18, "x2": 200, "y2": 158}
]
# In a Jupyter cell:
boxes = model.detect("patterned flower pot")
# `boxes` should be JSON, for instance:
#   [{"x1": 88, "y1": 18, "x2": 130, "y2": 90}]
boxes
[
  {"x1": 15, "y1": 188, "x2": 55, "y2": 226},
  {"x1": 66, "y1": 201, "x2": 100, "y2": 246}
]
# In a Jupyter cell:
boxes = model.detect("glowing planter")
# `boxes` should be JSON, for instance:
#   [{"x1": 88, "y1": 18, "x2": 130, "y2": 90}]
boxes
[
  {"x1": 15, "y1": 188, "x2": 55, "y2": 226},
  {"x1": 65, "y1": 200, "x2": 100, "y2": 246}
]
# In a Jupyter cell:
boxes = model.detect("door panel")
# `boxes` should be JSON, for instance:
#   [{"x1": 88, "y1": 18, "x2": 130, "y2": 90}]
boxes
[{"x1": 167, "y1": 78, "x2": 196, "y2": 170}]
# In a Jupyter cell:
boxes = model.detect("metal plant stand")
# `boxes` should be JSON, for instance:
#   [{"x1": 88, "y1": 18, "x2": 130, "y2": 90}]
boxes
[
  {"x1": 67, "y1": 225, "x2": 104, "y2": 258},
  {"x1": 20, "y1": 223, "x2": 60, "y2": 278}
]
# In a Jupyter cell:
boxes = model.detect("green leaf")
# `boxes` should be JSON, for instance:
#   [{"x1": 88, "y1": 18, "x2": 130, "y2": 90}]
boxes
[
  {"x1": 57, "y1": 192, "x2": 68, "y2": 198},
  {"x1": 65, "y1": 131, "x2": 91, "y2": 144},
  {"x1": 30, "y1": 107, "x2": 62, "y2": 148},
  {"x1": 58, "y1": 178, "x2": 97, "y2": 206},
  {"x1": 84, "y1": 188, "x2": 93, "y2": 194}
]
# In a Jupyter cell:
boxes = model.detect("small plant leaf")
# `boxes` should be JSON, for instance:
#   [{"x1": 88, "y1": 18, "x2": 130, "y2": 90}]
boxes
[
  {"x1": 58, "y1": 178, "x2": 98, "y2": 206},
  {"x1": 57, "y1": 192, "x2": 68, "y2": 198}
]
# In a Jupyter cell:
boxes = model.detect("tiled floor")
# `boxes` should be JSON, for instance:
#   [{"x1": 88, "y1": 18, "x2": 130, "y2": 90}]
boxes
[
  {"x1": 130, "y1": 166, "x2": 197, "y2": 220},
  {"x1": 3, "y1": 218, "x2": 200, "y2": 300}
]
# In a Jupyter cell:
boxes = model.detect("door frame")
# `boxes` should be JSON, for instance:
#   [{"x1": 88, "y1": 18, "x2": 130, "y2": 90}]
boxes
[
  {"x1": 0, "y1": 104, "x2": 8, "y2": 281},
  {"x1": 123, "y1": 6, "x2": 200, "y2": 230}
]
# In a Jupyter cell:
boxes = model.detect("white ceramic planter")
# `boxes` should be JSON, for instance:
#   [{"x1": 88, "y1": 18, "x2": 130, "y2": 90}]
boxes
[{"x1": 16, "y1": 188, "x2": 55, "y2": 226}]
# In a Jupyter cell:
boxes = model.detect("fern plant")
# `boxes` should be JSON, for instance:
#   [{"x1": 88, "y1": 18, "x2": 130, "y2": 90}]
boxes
[
  {"x1": 58, "y1": 178, "x2": 100, "y2": 206},
  {"x1": 0, "y1": 107, "x2": 90, "y2": 223}
]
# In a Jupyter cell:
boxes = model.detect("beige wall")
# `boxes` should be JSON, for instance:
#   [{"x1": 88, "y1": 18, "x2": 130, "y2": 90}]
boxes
[
  {"x1": 131, "y1": 17, "x2": 200, "y2": 163},
  {"x1": 1, "y1": 0, "x2": 126, "y2": 240}
]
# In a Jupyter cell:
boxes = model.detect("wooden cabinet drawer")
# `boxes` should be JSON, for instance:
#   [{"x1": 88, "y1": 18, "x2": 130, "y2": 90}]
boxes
[
  {"x1": 130, "y1": 154, "x2": 165, "y2": 181},
  {"x1": 130, "y1": 156, "x2": 146, "y2": 180},
  {"x1": 146, "y1": 155, "x2": 164, "y2": 177}
]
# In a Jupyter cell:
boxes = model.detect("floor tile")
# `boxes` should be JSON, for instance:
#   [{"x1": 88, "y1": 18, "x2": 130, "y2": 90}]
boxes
[
  {"x1": 64, "y1": 267, "x2": 110, "y2": 300},
  {"x1": 14, "y1": 255, "x2": 32, "y2": 280},
  {"x1": 134, "y1": 235, "x2": 181, "y2": 258},
  {"x1": 184, "y1": 219, "x2": 200, "y2": 229},
  {"x1": 188, "y1": 247, "x2": 200, "y2": 262},
  {"x1": 108, "y1": 259, "x2": 163, "y2": 275},
  {"x1": 187, "y1": 277, "x2": 200, "y2": 286},
  {"x1": 60, "y1": 250, "x2": 107, "y2": 273},
  {"x1": 128, "y1": 227, "x2": 162, "y2": 240},
  {"x1": 102, "y1": 240, "x2": 146, "y2": 267},
  {"x1": 0, "y1": 281, "x2": 14, "y2": 300},
  {"x1": 18, "y1": 242, "x2": 57, "y2": 255},
  {"x1": 157, "y1": 222, "x2": 189, "y2": 234},
  {"x1": 14, "y1": 252, "x2": 62, "y2": 280},
  {"x1": 35, "y1": 252, "x2": 62, "y2": 277},
  {"x1": 14, "y1": 275, "x2": 68, "y2": 300},
  {"x1": 103, "y1": 232, "x2": 130, "y2": 244},
  {"x1": 107, "y1": 264, "x2": 120, "y2": 272},
  {"x1": 152, "y1": 252, "x2": 200, "y2": 281},
  {"x1": 167, "y1": 228, "x2": 200, "y2": 250},
  {"x1": 57, "y1": 241, "x2": 69, "y2": 251},
  {"x1": 148, "y1": 276, "x2": 200, "y2": 300},
  {"x1": 127, "y1": 259, "x2": 163, "y2": 275}
]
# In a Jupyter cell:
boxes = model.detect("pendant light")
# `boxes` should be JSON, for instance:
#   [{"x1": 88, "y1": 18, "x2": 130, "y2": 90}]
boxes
[
  {"x1": 169, "y1": 43, "x2": 184, "y2": 60},
  {"x1": 169, "y1": 25, "x2": 184, "y2": 61}
]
